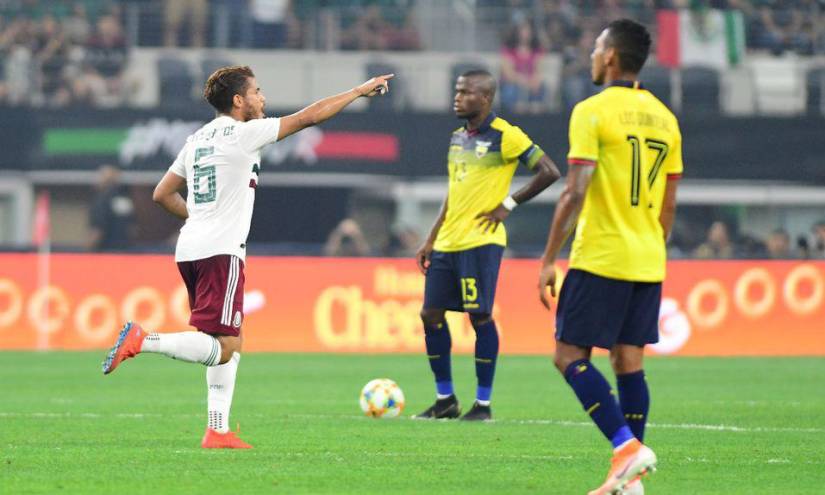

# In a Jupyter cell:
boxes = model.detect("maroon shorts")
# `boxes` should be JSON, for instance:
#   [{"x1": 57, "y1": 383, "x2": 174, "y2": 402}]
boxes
[{"x1": 177, "y1": 254, "x2": 244, "y2": 336}]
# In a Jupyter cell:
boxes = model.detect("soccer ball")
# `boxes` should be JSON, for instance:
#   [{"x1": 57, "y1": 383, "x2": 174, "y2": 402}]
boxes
[{"x1": 359, "y1": 378, "x2": 405, "y2": 418}]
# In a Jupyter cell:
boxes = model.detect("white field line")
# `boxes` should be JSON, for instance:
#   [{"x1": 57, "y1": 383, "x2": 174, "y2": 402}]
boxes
[{"x1": 1, "y1": 411, "x2": 823, "y2": 435}]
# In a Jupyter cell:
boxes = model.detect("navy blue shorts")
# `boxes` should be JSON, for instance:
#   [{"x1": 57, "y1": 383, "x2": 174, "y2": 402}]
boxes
[
  {"x1": 423, "y1": 244, "x2": 504, "y2": 314},
  {"x1": 555, "y1": 269, "x2": 661, "y2": 349}
]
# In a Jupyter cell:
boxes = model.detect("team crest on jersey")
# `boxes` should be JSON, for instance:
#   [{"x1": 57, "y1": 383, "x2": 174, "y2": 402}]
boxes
[
  {"x1": 233, "y1": 311, "x2": 242, "y2": 328},
  {"x1": 475, "y1": 140, "x2": 491, "y2": 158}
]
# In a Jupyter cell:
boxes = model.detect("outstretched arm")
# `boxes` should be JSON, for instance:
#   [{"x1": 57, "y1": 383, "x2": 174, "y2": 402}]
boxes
[
  {"x1": 152, "y1": 171, "x2": 188, "y2": 220},
  {"x1": 476, "y1": 155, "x2": 562, "y2": 234},
  {"x1": 537, "y1": 163, "x2": 594, "y2": 309},
  {"x1": 277, "y1": 74, "x2": 394, "y2": 141}
]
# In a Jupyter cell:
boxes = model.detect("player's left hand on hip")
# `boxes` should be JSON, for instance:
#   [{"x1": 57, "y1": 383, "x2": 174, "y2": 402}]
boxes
[{"x1": 475, "y1": 206, "x2": 509, "y2": 234}]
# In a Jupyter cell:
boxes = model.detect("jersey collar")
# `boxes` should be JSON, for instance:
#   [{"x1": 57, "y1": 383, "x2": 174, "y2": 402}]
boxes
[
  {"x1": 465, "y1": 111, "x2": 496, "y2": 136},
  {"x1": 608, "y1": 80, "x2": 645, "y2": 90}
]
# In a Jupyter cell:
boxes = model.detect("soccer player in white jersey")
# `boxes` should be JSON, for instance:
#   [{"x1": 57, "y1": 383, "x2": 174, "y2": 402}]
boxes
[{"x1": 102, "y1": 65, "x2": 393, "y2": 448}]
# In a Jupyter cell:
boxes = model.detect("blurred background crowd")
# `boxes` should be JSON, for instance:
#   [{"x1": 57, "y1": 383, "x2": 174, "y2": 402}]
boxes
[
  {"x1": 4, "y1": 0, "x2": 825, "y2": 107},
  {"x1": 0, "y1": 0, "x2": 823, "y2": 260}
]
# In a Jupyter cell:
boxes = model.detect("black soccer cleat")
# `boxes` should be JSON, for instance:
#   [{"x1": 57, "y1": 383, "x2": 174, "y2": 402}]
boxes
[
  {"x1": 413, "y1": 394, "x2": 461, "y2": 419},
  {"x1": 460, "y1": 401, "x2": 492, "y2": 421}
]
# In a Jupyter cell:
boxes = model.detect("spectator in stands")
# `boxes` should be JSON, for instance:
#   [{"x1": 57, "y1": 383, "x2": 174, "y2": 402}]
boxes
[
  {"x1": 324, "y1": 218, "x2": 372, "y2": 257},
  {"x1": 739, "y1": 233, "x2": 769, "y2": 258},
  {"x1": 538, "y1": 0, "x2": 577, "y2": 53},
  {"x1": 384, "y1": 10, "x2": 421, "y2": 51},
  {"x1": 754, "y1": 0, "x2": 810, "y2": 55},
  {"x1": 341, "y1": 4, "x2": 388, "y2": 51},
  {"x1": 62, "y1": 2, "x2": 91, "y2": 45},
  {"x1": 88, "y1": 164, "x2": 136, "y2": 252},
  {"x1": 500, "y1": 21, "x2": 546, "y2": 113},
  {"x1": 766, "y1": 228, "x2": 794, "y2": 258},
  {"x1": 693, "y1": 220, "x2": 735, "y2": 259},
  {"x1": 796, "y1": 0, "x2": 824, "y2": 55},
  {"x1": 562, "y1": 27, "x2": 596, "y2": 110},
  {"x1": 36, "y1": 15, "x2": 75, "y2": 107},
  {"x1": 250, "y1": 0, "x2": 300, "y2": 48},
  {"x1": 77, "y1": 13, "x2": 128, "y2": 107},
  {"x1": 812, "y1": 219, "x2": 825, "y2": 258},
  {"x1": 0, "y1": 13, "x2": 36, "y2": 105},
  {"x1": 385, "y1": 225, "x2": 421, "y2": 257},
  {"x1": 164, "y1": 0, "x2": 208, "y2": 47}
]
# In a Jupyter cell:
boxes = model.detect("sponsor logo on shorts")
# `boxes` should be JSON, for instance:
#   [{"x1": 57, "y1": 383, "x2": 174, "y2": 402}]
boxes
[{"x1": 233, "y1": 311, "x2": 242, "y2": 328}]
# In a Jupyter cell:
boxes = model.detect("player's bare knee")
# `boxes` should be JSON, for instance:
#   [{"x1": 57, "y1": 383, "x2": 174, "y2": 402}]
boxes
[
  {"x1": 610, "y1": 345, "x2": 644, "y2": 374},
  {"x1": 216, "y1": 335, "x2": 241, "y2": 364},
  {"x1": 553, "y1": 342, "x2": 590, "y2": 374},
  {"x1": 610, "y1": 355, "x2": 642, "y2": 375},
  {"x1": 420, "y1": 308, "x2": 446, "y2": 328},
  {"x1": 553, "y1": 353, "x2": 572, "y2": 374}
]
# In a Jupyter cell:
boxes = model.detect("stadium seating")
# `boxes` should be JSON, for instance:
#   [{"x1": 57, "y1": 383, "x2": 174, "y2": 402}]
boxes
[
  {"x1": 681, "y1": 67, "x2": 720, "y2": 114},
  {"x1": 640, "y1": 64, "x2": 672, "y2": 109},
  {"x1": 157, "y1": 56, "x2": 195, "y2": 105},
  {"x1": 806, "y1": 66, "x2": 825, "y2": 117}
]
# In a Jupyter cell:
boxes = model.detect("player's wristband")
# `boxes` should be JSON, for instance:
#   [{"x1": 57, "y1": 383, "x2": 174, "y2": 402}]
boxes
[{"x1": 502, "y1": 196, "x2": 518, "y2": 211}]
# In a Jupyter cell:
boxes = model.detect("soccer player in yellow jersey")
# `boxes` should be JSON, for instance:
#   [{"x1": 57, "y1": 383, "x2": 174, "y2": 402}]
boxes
[
  {"x1": 537, "y1": 20, "x2": 681, "y2": 494},
  {"x1": 415, "y1": 69, "x2": 560, "y2": 421}
]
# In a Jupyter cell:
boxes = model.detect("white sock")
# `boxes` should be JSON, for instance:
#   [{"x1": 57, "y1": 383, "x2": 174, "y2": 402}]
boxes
[
  {"x1": 207, "y1": 352, "x2": 240, "y2": 434},
  {"x1": 477, "y1": 399, "x2": 491, "y2": 407},
  {"x1": 140, "y1": 331, "x2": 222, "y2": 366}
]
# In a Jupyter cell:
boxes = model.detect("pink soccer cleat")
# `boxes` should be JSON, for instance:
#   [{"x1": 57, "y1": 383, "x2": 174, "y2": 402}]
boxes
[{"x1": 102, "y1": 322, "x2": 146, "y2": 375}]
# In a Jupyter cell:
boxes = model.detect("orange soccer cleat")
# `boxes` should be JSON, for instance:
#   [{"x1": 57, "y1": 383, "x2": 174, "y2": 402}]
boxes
[
  {"x1": 622, "y1": 477, "x2": 644, "y2": 495},
  {"x1": 102, "y1": 322, "x2": 146, "y2": 375},
  {"x1": 201, "y1": 427, "x2": 253, "y2": 449},
  {"x1": 588, "y1": 439, "x2": 657, "y2": 495}
]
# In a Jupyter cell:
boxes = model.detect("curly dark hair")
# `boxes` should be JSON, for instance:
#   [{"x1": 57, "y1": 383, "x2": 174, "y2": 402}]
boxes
[{"x1": 203, "y1": 65, "x2": 255, "y2": 114}]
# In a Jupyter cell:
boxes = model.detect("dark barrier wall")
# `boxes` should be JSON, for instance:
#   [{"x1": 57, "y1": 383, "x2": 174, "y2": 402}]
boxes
[{"x1": 4, "y1": 107, "x2": 825, "y2": 183}]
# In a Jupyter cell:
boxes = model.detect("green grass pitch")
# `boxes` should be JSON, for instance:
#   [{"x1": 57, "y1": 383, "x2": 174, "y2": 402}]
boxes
[{"x1": 2, "y1": 352, "x2": 824, "y2": 494}]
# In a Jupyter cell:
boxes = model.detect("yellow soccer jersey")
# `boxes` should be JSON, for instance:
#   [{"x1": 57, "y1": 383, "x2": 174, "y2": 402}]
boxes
[
  {"x1": 434, "y1": 112, "x2": 545, "y2": 252},
  {"x1": 567, "y1": 81, "x2": 683, "y2": 282}
]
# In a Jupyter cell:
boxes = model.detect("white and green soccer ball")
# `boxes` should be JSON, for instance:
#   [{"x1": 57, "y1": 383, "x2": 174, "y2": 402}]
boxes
[{"x1": 359, "y1": 378, "x2": 405, "y2": 418}]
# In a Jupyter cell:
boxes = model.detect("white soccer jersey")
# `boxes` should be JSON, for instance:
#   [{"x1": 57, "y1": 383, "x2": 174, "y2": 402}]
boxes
[{"x1": 169, "y1": 115, "x2": 281, "y2": 262}]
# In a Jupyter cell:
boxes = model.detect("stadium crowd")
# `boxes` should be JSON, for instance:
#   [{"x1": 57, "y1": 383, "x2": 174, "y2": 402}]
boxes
[
  {"x1": 0, "y1": 1, "x2": 820, "y2": 259},
  {"x1": 674, "y1": 219, "x2": 825, "y2": 260},
  {"x1": 0, "y1": 1, "x2": 129, "y2": 107},
  {"x1": 313, "y1": 217, "x2": 825, "y2": 260},
  {"x1": 2, "y1": 1, "x2": 825, "y2": 107}
]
